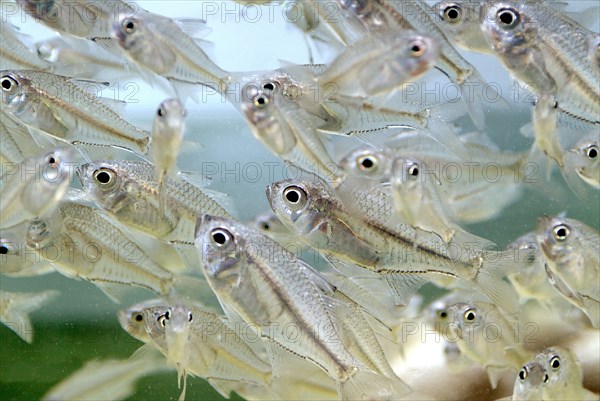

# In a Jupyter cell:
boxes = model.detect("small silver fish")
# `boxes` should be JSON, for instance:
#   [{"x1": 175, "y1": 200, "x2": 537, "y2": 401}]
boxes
[
  {"x1": 536, "y1": 215, "x2": 600, "y2": 327},
  {"x1": 113, "y1": 11, "x2": 228, "y2": 95},
  {"x1": 151, "y1": 98, "x2": 187, "y2": 215},
  {"x1": 76, "y1": 160, "x2": 233, "y2": 246},
  {"x1": 564, "y1": 132, "x2": 600, "y2": 189},
  {"x1": 433, "y1": 1, "x2": 491, "y2": 53},
  {"x1": 0, "y1": 147, "x2": 74, "y2": 229},
  {"x1": 0, "y1": 70, "x2": 150, "y2": 154},
  {"x1": 511, "y1": 361, "x2": 547, "y2": 401},
  {"x1": 194, "y1": 214, "x2": 404, "y2": 400}
]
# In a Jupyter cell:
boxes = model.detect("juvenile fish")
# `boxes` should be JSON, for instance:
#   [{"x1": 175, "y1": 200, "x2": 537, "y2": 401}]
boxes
[
  {"x1": 564, "y1": 132, "x2": 600, "y2": 189},
  {"x1": 0, "y1": 147, "x2": 74, "y2": 229},
  {"x1": 194, "y1": 214, "x2": 406, "y2": 400},
  {"x1": 536, "y1": 215, "x2": 600, "y2": 327},
  {"x1": 0, "y1": 70, "x2": 150, "y2": 154},
  {"x1": 151, "y1": 98, "x2": 187, "y2": 215},
  {"x1": 76, "y1": 160, "x2": 234, "y2": 246}
]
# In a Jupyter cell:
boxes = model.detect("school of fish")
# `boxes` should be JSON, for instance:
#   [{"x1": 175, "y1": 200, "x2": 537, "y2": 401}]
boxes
[{"x1": 0, "y1": 0, "x2": 599, "y2": 400}]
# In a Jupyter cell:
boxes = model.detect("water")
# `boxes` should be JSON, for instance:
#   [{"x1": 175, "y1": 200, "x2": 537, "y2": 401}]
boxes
[{"x1": 1, "y1": 1, "x2": 599, "y2": 400}]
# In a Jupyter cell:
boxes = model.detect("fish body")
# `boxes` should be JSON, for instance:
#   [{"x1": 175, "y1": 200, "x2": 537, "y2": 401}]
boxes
[
  {"x1": 536, "y1": 215, "x2": 600, "y2": 326},
  {"x1": 0, "y1": 147, "x2": 74, "y2": 228},
  {"x1": 194, "y1": 214, "x2": 403, "y2": 400},
  {"x1": 113, "y1": 11, "x2": 228, "y2": 93},
  {"x1": 0, "y1": 20, "x2": 52, "y2": 70},
  {"x1": 267, "y1": 172, "x2": 519, "y2": 313},
  {"x1": 76, "y1": 160, "x2": 233, "y2": 245},
  {"x1": 23, "y1": 202, "x2": 176, "y2": 297},
  {"x1": 0, "y1": 70, "x2": 150, "y2": 154}
]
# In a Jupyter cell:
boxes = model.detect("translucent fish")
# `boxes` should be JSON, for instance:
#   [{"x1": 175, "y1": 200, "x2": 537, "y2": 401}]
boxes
[
  {"x1": 0, "y1": 20, "x2": 52, "y2": 70},
  {"x1": 0, "y1": 226, "x2": 54, "y2": 277},
  {"x1": 509, "y1": 361, "x2": 547, "y2": 401},
  {"x1": 433, "y1": 0, "x2": 492, "y2": 53},
  {"x1": 151, "y1": 98, "x2": 187, "y2": 216},
  {"x1": 0, "y1": 289, "x2": 59, "y2": 343},
  {"x1": 76, "y1": 160, "x2": 234, "y2": 246},
  {"x1": 0, "y1": 147, "x2": 74, "y2": 229},
  {"x1": 267, "y1": 171, "x2": 520, "y2": 314},
  {"x1": 113, "y1": 11, "x2": 228, "y2": 96},
  {"x1": 194, "y1": 214, "x2": 406, "y2": 401},
  {"x1": 564, "y1": 132, "x2": 600, "y2": 189},
  {"x1": 23, "y1": 202, "x2": 178, "y2": 299},
  {"x1": 16, "y1": 0, "x2": 137, "y2": 40},
  {"x1": 480, "y1": 1, "x2": 600, "y2": 126},
  {"x1": 0, "y1": 108, "x2": 42, "y2": 167},
  {"x1": 41, "y1": 352, "x2": 166, "y2": 401},
  {"x1": 318, "y1": 29, "x2": 440, "y2": 102},
  {"x1": 0, "y1": 70, "x2": 150, "y2": 154},
  {"x1": 536, "y1": 215, "x2": 600, "y2": 327},
  {"x1": 529, "y1": 347, "x2": 599, "y2": 401},
  {"x1": 390, "y1": 156, "x2": 471, "y2": 243},
  {"x1": 446, "y1": 301, "x2": 530, "y2": 388}
]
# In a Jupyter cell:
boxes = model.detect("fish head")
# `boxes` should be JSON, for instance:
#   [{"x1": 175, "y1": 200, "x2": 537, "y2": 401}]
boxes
[
  {"x1": 164, "y1": 305, "x2": 193, "y2": 365},
  {"x1": 434, "y1": 1, "x2": 490, "y2": 53},
  {"x1": 481, "y1": 1, "x2": 537, "y2": 56},
  {"x1": 140, "y1": 306, "x2": 171, "y2": 348},
  {"x1": 0, "y1": 228, "x2": 31, "y2": 274},
  {"x1": 21, "y1": 147, "x2": 75, "y2": 216},
  {"x1": 266, "y1": 174, "x2": 333, "y2": 237},
  {"x1": 391, "y1": 157, "x2": 425, "y2": 193},
  {"x1": 194, "y1": 214, "x2": 246, "y2": 289},
  {"x1": 536, "y1": 215, "x2": 575, "y2": 269},
  {"x1": 506, "y1": 231, "x2": 541, "y2": 275},
  {"x1": 339, "y1": 147, "x2": 390, "y2": 182},
  {"x1": 118, "y1": 304, "x2": 156, "y2": 343},
  {"x1": 533, "y1": 347, "x2": 582, "y2": 388},
  {"x1": 113, "y1": 13, "x2": 176, "y2": 75},
  {"x1": 153, "y1": 98, "x2": 187, "y2": 134},
  {"x1": 76, "y1": 161, "x2": 130, "y2": 212},
  {"x1": 447, "y1": 302, "x2": 483, "y2": 339},
  {"x1": 0, "y1": 71, "x2": 32, "y2": 114},
  {"x1": 513, "y1": 362, "x2": 547, "y2": 398},
  {"x1": 565, "y1": 135, "x2": 599, "y2": 187},
  {"x1": 252, "y1": 212, "x2": 287, "y2": 235}
]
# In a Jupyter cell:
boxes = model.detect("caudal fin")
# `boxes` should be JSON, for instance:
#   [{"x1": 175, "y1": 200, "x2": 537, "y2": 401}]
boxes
[{"x1": 340, "y1": 369, "x2": 412, "y2": 401}]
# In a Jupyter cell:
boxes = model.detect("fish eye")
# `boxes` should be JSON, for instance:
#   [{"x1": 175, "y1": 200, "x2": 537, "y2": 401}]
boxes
[
  {"x1": 253, "y1": 94, "x2": 270, "y2": 108},
  {"x1": 552, "y1": 224, "x2": 570, "y2": 241},
  {"x1": 496, "y1": 8, "x2": 520, "y2": 29},
  {"x1": 357, "y1": 155, "x2": 377, "y2": 171},
  {"x1": 549, "y1": 355, "x2": 560, "y2": 370},
  {"x1": 407, "y1": 163, "x2": 419, "y2": 179},
  {"x1": 157, "y1": 314, "x2": 167, "y2": 327},
  {"x1": 134, "y1": 313, "x2": 143, "y2": 322},
  {"x1": 157, "y1": 106, "x2": 164, "y2": 117},
  {"x1": 443, "y1": 4, "x2": 462, "y2": 23},
  {"x1": 122, "y1": 17, "x2": 138, "y2": 34},
  {"x1": 262, "y1": 81, "x2": 277, "y2": 91},
  {"x1": 92, "y1": 168, "x2": 117, "y2": 188},
  {"x1": 438, "y1": 310, "x2": 448, "y2": 319},
  {"x1": 0, "y1": 242, "x2": 16, "y2": 255},
  {"x1": 210, "y1": 228, "x2": 232, "y2": 247},
  {"x1": 409, "y1": 39, "x2": 427, "y2": 57},
  {"x1": 463, "y1": 308, "x2": 476, "y2": 322},
  {"x1": 282, "y1": 186, "x2": 308, "y2": 210},
  {"x1": 518, "y1": 367, "x2": 527, "y2": 381},
  {"x1": 261, "y1": 222, "x2": 270, "y2": 230},
  {"x1": 584, "y1": 144, "x2": 598, "y2": 159},
  {"x1": 188, "y1": 312, "x2": 193, "y2": 322},
  {"x1": 0, "y1": 75, "x2": 18, "y2": 93}
]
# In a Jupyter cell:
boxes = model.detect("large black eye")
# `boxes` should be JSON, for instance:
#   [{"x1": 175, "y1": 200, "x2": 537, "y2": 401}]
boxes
[
  {"x1": 519, "y1": 367, "x2": 527, "y2": 381},
  {"x1": 585, "y1": 144, "x2": 598, "y2": 159},
  {"x1": 93, "y1": 168, "x2": 117, "y2": 188},
  {"x1": 1, "y1": 76, "x2": 18, "y2": 92},
  {"x1": 496, "y1": 8, "x2": 520, "y2": 29},
  {"x1": 122, "y1": 18, "x2": 138, "y2": 34},
  {"x1": 134, "y1": 313, "x2": 143, "y2": 322},
  {"x1": 443, "y1": 4, "x2": 462, "y2": 23},
  {"x1": 438, "y1": 310, "x2": 448, "y2": 319},
  {"x1": 253, "y1": 94, "x2": 270, "y2": 108},
  {"x1": 157, "y1": 107, "x2": 164, "y2": 117},
  {"x1": 263, "y1": 81, "x2": 276, "y2": 91},
  {"x1": 464, "y1": 308, "x2": 476, "y2": 322},
  {"x1": 549, "y1": 356, "x2": 560, "y2": 370},
  {"x1": 283, "y1": 185, "x2": 308, "y2": 210},
  {"x1": 407, "y1": 163, "x2": 419, "y2": 179},
  {"x1": 210, "y1": 228, "x2": 232, "y2": 247},
  {"x1": 0, "y1": 243, "x2": 13, "y2": 255},
  {"x1": 552, "y1": 224, "x2": 569, "y2": 241},
  {"x1": 357, "y1": 155, "x2": 377, "y2": 171},
  {"x1": 409, "y1": 39, "x2": 427, "y2": 58}
]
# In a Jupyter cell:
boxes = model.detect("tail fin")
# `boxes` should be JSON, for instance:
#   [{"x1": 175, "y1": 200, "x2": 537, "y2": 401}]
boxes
[
  {"x1": 341, "y1": 369, "x2": 412, "y2": 401},
  {"x1": 471, "y1": 250, "x2": 520, "y2": 316}
]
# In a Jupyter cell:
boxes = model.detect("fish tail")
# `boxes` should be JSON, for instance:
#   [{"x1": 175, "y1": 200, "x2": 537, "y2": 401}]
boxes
[{"x1": 340, "y1": 369, "x2": 412, "y2": 401}]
